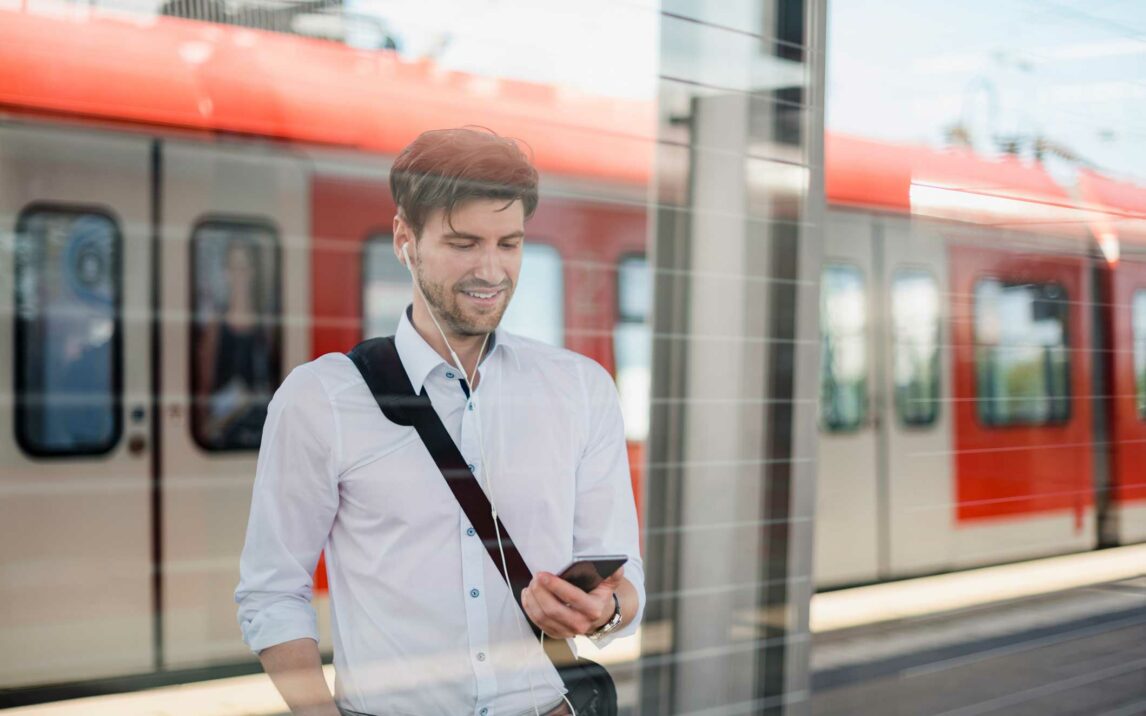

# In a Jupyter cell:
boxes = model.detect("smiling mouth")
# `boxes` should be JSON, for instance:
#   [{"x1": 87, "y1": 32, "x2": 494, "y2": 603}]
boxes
[{"x1": 462, "y1": 289, "x2": 500, "y2": 299}]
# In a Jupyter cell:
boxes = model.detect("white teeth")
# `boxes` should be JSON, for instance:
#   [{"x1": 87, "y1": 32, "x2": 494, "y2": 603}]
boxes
[{"x1": 464, "y1": 291, "x2": 497, "y2": 299}]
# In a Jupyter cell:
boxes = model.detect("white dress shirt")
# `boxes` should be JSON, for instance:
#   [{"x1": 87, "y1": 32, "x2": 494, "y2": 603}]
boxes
[{"x1": 235, "y1": 309, "x2": 645, "y2": 716}]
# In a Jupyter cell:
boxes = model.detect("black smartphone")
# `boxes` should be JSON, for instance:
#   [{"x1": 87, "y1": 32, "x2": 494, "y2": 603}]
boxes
[{"x1": 556, "y1": 555, "x2": 628, "y2": 592}]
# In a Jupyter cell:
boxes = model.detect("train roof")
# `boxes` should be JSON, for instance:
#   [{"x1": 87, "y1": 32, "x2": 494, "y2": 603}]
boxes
[
  {"x1": 4, "y1": 5, "x2": 1146, "y2": 242},
  {"x1": 0, "y1": 5, "x2": 655, "y2": 185}
]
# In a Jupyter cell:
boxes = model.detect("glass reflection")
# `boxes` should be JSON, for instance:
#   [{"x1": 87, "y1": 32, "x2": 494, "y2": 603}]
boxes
[
  {"x1": 15, "y1": 209, "x2": 120, "y2": 455},
  {"x1": 191, "y1": 222, "x2": 281, "y2": 451},
  {"x1": 974, "y1": 279, "x2": 1070, "y2": 426},
  {"x1": 820, "y1": 264, "x2": 867, "y2": 431},
  {"x1": 891, "y1": 270, "x2": 940, "y2": 426}
]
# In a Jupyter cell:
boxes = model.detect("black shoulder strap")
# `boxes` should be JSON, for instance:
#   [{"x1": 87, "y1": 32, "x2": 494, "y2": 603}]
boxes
[{"x1": 347, "y1": 337, "x2": 576, "y2": 663}]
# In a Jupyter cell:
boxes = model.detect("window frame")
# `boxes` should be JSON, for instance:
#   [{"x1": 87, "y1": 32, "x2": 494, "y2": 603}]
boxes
[
  {"x1": 889, "y1": 266, "x2": 942, "y2": 430},
  {"x1": 360, "y1": 230, "x2": 403, "y2": 341},
  {"x1": 819, "y1": 261, "x2": 870, "y2": 433},
  {"x1": 13, "y1": 202, "x2": 126, "y2": 458},
  {"x1": 188, "y1": 215, "x2": 284, "y2": 453},
  {"x1": 615, "y1": 252, "x2": 651, "y2": 326},
  {"x1": 972, "y1": 276, "x2": 1072, "y2": 429},
  {"x1": 1133, "y1": 288, "x2": 1146, "y2": 421}
]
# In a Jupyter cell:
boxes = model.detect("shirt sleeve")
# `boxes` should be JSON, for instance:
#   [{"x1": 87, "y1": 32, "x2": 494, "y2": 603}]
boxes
[
  {"x1": 572, "y1": 358, "x2": 646, "y2": 645},
  {"x1": 235, "y1": 363, "x2": 340, "y2": 654}
]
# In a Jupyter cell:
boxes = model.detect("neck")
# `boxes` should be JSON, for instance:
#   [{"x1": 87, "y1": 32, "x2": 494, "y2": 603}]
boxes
[{"x1": 410, "y1": 297, "x2": 489, "y2": 382}]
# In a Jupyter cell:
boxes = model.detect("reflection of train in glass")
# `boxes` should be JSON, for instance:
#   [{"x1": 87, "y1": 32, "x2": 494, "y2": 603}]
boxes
[{"x1": 2, "y1": 5, "x2": 1145, "y2": 697}]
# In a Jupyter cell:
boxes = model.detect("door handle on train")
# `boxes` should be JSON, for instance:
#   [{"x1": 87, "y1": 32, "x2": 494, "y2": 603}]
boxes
[{"x1": 128, "y1": 434, "x2": 147, "y2": 456}]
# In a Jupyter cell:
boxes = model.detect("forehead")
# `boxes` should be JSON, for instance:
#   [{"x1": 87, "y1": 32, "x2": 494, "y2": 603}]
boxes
[{"x1": 429, "y1": 198, "x2": 525, "y2": 237}]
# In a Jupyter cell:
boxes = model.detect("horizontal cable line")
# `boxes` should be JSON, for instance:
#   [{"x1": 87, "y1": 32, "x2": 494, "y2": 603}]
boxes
[
  {"x1": 647, "y1": 573, "x2": 812, "y2": 604},
  {"x1": 909, "y1": 437, "x2": 1146, "y2": 458},
  {"x1": 645, "y1": 456, "x2": 814, "y2": 470},
  {"x1": 661, "y1": 9, "x2": 805, "y2": 48},
  {"x1": 644, "y1": 515, "x2": 812, "y2": 537}
]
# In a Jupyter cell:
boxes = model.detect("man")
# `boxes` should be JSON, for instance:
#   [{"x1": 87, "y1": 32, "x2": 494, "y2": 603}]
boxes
[{"x1": 235, "y1": 127, "x2": 644, "y2": 716}]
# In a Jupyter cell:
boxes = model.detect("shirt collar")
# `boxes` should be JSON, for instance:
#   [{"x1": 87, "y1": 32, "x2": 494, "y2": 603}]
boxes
[{"x1": 393, "y1": 305, "x2": 520, "y2": 393}]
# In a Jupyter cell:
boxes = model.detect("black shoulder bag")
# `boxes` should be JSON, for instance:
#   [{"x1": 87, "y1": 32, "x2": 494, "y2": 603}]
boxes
[{"x1": 347, "y1": 337, "x2": 618, "y2": 716}]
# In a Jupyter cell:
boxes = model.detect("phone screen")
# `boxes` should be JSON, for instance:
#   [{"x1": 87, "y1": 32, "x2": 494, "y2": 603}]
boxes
[{"x1": 557, "y1": 556, "x2": 627, "y2": 592}]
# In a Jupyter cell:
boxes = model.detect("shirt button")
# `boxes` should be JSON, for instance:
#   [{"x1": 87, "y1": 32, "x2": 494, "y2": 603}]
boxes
[
  {"x1": 476, "y1": 652, "x2": 486, "y2": 662},
  {"x1": 466, "y1": 527, "x2": 476, "y2": 537},
  {"x1": 468, "y1": 402, "x2": 474, "y2": 411},
  {"x1": 446, "y1": 371, "x2": 455, "y2": 379},
  {"x1": 480, "y1": 709, "x2": 488, "y2": 716},
  {"x1": 467, "y1": 463, "x2": 476, "y2": 472},
  {"x1": 470, "y1": 588, "x2": 480, "y2": 598}
]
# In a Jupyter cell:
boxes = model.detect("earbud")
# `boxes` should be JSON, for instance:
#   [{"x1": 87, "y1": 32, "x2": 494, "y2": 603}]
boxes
[{"x1": 400, "y1": 242, "x2": 412, "y2": 271}]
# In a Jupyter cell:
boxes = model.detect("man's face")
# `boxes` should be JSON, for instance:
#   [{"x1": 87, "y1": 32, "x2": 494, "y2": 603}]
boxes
[{"x1": 400, "y1": 198, "x2": 525, "y2": 337}]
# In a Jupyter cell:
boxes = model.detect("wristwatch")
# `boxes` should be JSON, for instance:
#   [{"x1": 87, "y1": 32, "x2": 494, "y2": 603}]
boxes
[{"x1": 588, "y1": 593, "x2": 622, "y2": 643}]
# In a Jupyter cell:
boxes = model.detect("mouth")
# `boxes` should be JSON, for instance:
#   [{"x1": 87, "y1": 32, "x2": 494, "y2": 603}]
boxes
[{"x1": 459, "y1": 287, "x2": 506, "y2": 307}]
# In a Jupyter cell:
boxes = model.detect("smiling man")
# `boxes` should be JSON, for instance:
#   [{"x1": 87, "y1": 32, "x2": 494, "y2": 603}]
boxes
[{"x1": 235, "y1": 128, "x2": 644, "y2": 716}]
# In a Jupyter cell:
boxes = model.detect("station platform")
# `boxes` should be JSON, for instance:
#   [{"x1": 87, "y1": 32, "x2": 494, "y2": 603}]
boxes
[{"x1": 6, "y1": 544, "x2": 1146, "y2": 715}]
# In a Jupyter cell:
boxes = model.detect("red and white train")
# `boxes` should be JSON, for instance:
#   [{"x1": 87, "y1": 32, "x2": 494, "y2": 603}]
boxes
[{"x1": 1, "y1": 3, "x2": 1144, "y2": 698}]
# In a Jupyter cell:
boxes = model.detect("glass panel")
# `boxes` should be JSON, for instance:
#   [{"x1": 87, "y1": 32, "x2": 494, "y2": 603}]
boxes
[
  {"x1": 820, "y1": 264, "x2": 868, "y2": 431},
  {"x1": 191, "y1": 221, "x2": 281, "y2": 451},
  {"x1": 615, "y1": 256, "x2": 651, "y2": 441},
  {"x1": 974, "y1": 279, "x2": 1070, "y2": 426},
  {"x1": 362, "y1": 234, "x2": 409, "y2": 339},
  {"x1": 1135, "y1": 291, "x2": 1146, "y2": 420},
  {"x1": 15, "y1": 208, "x2": 121, "y2": 456},
  {"x1": 891, "y1": 270, "x2": 940, "y2": 426},
  {"x1": 498, "y1": 243, "x2": 564, "y2": 347}
]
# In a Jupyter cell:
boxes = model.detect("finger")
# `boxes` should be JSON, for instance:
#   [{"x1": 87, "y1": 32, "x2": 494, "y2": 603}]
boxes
[
  {"x1": 530, "y1": 580, "x2": 593, "y2": 634},
  {"x1": 523, "y1": 587, "x2": 572, "y2": 638},
  {"x1": 542, "y1": 573, "x2": 602, "y2": 615}
]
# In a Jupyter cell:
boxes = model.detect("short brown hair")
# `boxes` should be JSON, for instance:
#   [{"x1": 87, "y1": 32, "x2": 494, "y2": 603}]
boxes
[{"x1": 390, "y1": 127, "x2": 540, "y2": 237}]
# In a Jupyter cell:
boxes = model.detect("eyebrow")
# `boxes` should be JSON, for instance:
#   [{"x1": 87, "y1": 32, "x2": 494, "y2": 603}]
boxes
[{"x1": 442, "y1": 231, "x2": 525, "y2": 241}]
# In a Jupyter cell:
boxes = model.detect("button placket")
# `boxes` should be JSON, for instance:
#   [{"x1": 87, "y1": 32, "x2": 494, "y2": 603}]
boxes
[{"x1": 459, "y1": 514, "x2": 496, "y2": 706}]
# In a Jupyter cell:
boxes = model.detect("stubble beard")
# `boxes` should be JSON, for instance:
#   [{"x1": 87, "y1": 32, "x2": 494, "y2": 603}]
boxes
[{"x1": 415, "y1": 264, "x2": 512, "y2": 337}]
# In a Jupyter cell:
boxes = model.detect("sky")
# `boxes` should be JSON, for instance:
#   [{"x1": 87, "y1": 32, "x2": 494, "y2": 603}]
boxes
[{"x1": 827, "y1": 0, "x2": 1146, "y2": 183}]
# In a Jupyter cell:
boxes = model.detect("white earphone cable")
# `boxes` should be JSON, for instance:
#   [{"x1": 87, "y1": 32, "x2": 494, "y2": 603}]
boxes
[{"x1": 402, "y1": 243, "x2": 574, "y2": 715}]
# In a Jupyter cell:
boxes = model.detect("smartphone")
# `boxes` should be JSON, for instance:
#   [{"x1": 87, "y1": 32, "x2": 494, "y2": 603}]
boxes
[{"x1": 556, "y1": 555, "x2": 628, "y2": 592}]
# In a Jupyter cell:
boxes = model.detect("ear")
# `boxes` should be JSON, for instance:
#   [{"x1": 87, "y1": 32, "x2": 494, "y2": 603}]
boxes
[{"x1": 393, "y1": 216, "x2": 410, "y2": 264}]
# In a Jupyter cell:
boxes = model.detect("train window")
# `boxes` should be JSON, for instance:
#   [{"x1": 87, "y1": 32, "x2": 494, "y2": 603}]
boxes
[
  {"x1": 820, "y1": 264, "x2": 867, "y2": 431},
  {"x1": 973, "y1": 279, "x2": 1070, "y2": 426},
  {"x1": 14, "y1": 207, "x2": 122, "y2": 456},
  {"x1": 499, "y1": 243, "x2": 564, "y2": 347},
  {"x1": 614, "y1": 255, "x2": 651, "y2": 441},
  {"x1": 891, "y1": 270, "x2": 940, "y2": 426},
  {"x1": 362, "y1": 234, "x2": 409, "y2": 339},
  {"x1": 190, "y1": 220, "x2": 281, "y2": 451},
  {"x1": 1135, "y1": 290, "x2": 1146, "y2": 419}
]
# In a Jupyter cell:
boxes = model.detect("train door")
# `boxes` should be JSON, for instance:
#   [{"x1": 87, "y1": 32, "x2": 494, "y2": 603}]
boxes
[
  {"x1": 815, "y1": 210, "x2": 880, "y2": 586},
  {"x1": 879, "y1": 218, "x2": 955, "y2": 576},
  {"x1": 0, "y1": 125, "x2": 155, "y2": 686},
  {"x1": 1107, "y1": 255, "x2": 1146, "y2": 542},
  {"x1": 948, "y1": 244, "x2": 1095, "y2": 565},
  {"x1": 159, "y1": 142, "x2": 310, "y2": 668}
]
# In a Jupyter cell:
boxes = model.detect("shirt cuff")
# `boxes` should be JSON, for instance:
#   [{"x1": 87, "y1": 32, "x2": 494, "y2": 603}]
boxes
[{"x1": 240, "y1": 599, "x2": 320, "y2": 654}]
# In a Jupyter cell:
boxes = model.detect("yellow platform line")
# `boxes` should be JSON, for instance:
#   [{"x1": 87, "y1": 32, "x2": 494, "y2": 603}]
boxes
[{"x1": 810, "y1": 543, "x2": 1146, "y2": 633}]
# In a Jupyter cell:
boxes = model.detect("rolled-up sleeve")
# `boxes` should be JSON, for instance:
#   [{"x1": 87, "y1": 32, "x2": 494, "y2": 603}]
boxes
[
  {"x1": 572, "y1": 359, "x2": 646, "y2": 645},
  {"x1": 235, "y1": 364, "x2": 340, "y2": 653}
]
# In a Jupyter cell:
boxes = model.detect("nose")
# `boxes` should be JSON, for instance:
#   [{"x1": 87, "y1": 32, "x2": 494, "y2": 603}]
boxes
[{"x1": 473, "y1": 242, "x2": 505, "y2": 285}]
